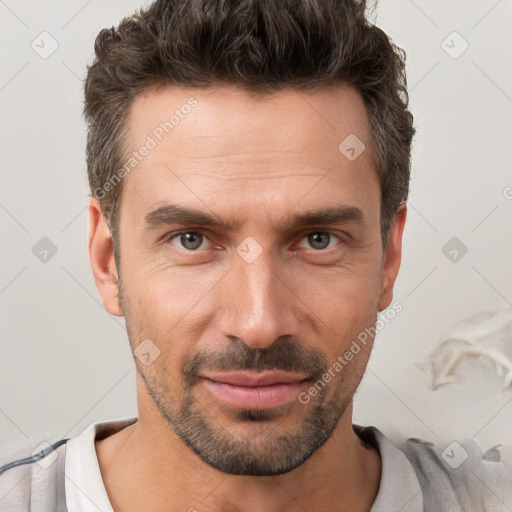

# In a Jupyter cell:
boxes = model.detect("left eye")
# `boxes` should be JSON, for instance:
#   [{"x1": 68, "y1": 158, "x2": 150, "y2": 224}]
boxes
[
  {"x1": 298, "y1": 232, "x2": 339, "y2": 250},
  {"x1": 169, "y1": 232, "x2": 209, "y2": 251}
]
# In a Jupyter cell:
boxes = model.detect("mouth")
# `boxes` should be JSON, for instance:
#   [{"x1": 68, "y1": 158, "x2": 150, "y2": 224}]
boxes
[{"x1": 200, "y1": 370, "x2": 310, "y2": 410}]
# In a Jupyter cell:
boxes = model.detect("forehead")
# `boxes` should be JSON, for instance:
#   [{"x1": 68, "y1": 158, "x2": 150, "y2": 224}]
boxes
[
  {"x1": 126, "y1": 83, "x2": 373, "y2": 161},
  {"x1": 120, "y1": 83, "x2": 378, "y2": 222}
]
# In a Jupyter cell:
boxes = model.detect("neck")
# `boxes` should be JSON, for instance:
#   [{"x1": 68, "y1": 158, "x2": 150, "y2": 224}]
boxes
[{"x1": 96, "y1": 403, "x2": 381, "y2": 512}]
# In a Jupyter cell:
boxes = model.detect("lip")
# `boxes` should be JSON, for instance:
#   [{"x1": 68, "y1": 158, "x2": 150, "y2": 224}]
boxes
[
  {"x1": 201, "y1": 371, "x2": 310, "y2": 410},
  {"x1": 201, "y1": 370, "x2": 310, "y2": 386}
]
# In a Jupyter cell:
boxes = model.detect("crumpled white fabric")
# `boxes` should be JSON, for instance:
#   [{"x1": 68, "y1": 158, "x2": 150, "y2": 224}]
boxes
[{"x1": 416, "y1": 308, "x2": 512, "y2": 391}]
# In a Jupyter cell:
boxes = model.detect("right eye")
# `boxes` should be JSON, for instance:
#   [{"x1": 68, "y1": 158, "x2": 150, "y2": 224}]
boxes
[{"x1": 168, "y1": 231, "x2": 211, "y2": 251}]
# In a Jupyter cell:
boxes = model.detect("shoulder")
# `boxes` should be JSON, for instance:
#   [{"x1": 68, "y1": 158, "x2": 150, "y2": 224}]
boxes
[
  {"x1": 398, "y1": 434, "x2": 512, "y2": 511},
  {"x1": 0, "y1": 439, "x2": 68, "y2": 511}
]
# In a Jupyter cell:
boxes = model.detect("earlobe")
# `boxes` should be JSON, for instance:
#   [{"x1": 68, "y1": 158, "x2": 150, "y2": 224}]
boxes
[
  {"x1": 377, "y1": 203, "x2": 407, "y2": 312},
  {"x1": 88, "y1": 197, "x2": 123, "y2": 317}
]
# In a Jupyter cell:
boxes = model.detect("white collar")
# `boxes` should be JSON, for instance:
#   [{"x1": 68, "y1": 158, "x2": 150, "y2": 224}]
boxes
[{"x1": 65, "y1": 417, "x2": 424, "y2": 512}]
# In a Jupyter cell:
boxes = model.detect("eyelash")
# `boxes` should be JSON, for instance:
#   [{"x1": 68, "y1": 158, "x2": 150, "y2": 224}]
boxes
[{"x1": 165, "y1": 230, "x2": 345, "y2": 252}]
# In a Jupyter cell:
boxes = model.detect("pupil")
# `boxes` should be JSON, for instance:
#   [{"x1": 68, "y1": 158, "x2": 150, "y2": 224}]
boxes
[
  {"x1": 309, "y1": 232, "x2": 330, "y2": 249},
  {"x1": 181, "y1": 232, "x2": 202, "y2": 250}
]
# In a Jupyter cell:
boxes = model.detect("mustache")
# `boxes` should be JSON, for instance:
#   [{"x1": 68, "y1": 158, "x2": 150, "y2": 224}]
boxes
[{"x1": 181, "y1": 337, "x2": 327, "y2": 389}]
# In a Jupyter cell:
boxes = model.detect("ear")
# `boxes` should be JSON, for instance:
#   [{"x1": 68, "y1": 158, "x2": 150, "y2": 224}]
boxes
[
  {"x1": 88, "y1": 197, "x2": 123, "y2": 316},
  {"x1": 377, "y1": 202, "x2": 407, "y2": 312}
]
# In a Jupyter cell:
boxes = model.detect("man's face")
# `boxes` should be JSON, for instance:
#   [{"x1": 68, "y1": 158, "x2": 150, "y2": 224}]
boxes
[{"x1": 103, "y1": 84, "x2": 401, "y2": 476}]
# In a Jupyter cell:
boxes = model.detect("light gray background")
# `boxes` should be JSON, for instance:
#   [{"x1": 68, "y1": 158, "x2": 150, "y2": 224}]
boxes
[{"x1": 1, "y1": 0, "x2": 511, "y2": 467}]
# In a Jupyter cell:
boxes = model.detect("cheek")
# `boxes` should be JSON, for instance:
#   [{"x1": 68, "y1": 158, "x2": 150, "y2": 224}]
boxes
[
  {"x1": 121, "y1": 261, "x2": 225, "y2": 356},
  {"x1": 126, "y1": 253, "x2": 223, "y2": 313},
  {"x1": 295, "y1": 259, "x2": 381, "y2": 317},
  {"x1": 296, "y1": 265, "x2": 381, "y2": 359}
]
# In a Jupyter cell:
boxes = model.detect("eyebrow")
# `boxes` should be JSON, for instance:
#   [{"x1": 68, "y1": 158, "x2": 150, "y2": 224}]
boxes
[{"x1": 143, "y1": 203, "x2": 365, "y2": 231}]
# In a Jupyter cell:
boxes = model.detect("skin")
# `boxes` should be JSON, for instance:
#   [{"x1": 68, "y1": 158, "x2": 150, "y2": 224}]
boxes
[{"x1": 89, "y1": 83, "x2": 406, "y2": 512}]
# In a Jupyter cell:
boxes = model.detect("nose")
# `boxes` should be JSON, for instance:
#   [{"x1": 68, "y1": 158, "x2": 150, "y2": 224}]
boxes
[{"x1": 217, "y1": 244, "x2": 300, "y2": 350}]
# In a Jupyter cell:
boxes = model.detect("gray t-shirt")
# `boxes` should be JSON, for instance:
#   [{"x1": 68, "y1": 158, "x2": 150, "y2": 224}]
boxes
[{"x1": 0, "y1": 417, "x2": 510, "y2": 511}]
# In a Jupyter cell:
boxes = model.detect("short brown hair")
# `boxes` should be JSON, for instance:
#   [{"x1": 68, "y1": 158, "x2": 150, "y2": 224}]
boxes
[{"x1": 84, "y1": 0, "x2": 415, "y2": 250}]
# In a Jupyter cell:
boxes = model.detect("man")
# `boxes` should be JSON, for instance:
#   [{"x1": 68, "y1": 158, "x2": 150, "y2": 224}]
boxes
[{"x1": 0, "y1": 0, "x2": 509, "y2": 511}]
